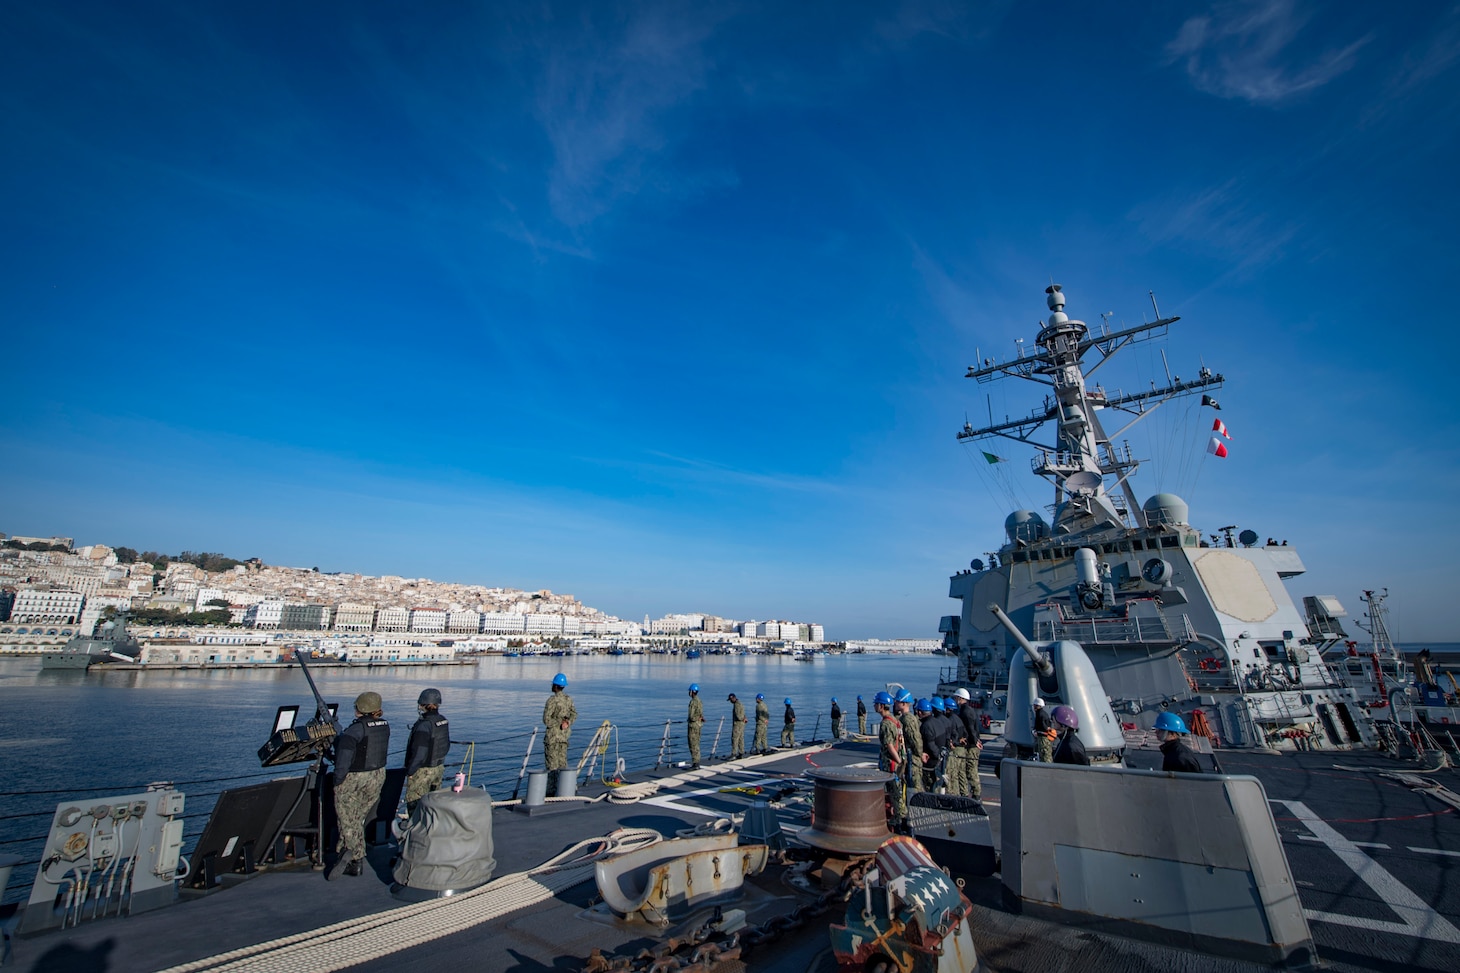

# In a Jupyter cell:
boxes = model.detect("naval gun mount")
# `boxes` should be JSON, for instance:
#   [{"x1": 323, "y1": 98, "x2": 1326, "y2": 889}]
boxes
[{"x1": 988, "y1": 604, "x2": 1126, "y2": 764}]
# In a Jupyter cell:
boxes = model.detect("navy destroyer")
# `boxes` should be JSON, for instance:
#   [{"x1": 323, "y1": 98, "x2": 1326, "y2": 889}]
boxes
[{"x1": 939, "y1": 284, "x2": 1375, "y2": 751}]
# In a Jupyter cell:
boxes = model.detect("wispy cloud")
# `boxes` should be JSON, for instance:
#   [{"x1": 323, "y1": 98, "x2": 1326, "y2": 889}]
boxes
[
  {"x1": 1165, "y1": 0, "x2": 1369, "y2": 105},
  {"x1": 1128, "y1": 179, "x2": 1295, "y2": 277},
  {"x1": 531, "y1": 3, "x2": 731, "y2": 227}
]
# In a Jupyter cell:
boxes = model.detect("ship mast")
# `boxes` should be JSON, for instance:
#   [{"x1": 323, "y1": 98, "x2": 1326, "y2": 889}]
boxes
[
  {"x1": 1354, "y1": 589, "x2": 1399, "y2": 661},
  {"x1": 958, "y1": 284, "x2": 1223, "y2": 533}
]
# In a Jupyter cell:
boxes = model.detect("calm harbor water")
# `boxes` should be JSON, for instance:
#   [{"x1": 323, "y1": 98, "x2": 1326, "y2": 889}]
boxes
[{"x1": 0, "y1": 652, "x2": 949, "y2": 903}]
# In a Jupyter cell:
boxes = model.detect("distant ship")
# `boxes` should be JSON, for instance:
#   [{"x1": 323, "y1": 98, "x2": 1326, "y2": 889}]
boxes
[
  {"x1": 938, "y1": 284, "x2": 1375, "y2": 750},
  {"x1": 39, "y1": 614, "x2": 142, "y2": 670}
]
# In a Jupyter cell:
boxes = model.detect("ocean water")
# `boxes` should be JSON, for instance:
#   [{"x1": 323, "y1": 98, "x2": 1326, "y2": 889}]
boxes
[{"x1": 0, "y1": 653, "x2": 949, "y2": 902}]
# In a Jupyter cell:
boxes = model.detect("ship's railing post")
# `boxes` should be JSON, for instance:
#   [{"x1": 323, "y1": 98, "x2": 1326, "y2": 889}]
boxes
[
  {"x1": 654, "y1": 719, "x2": 672, "y2": 769},
  {"x1": 511, "y1": 726, "x2": 539, "y2": 801},
  {"x1": 710, "y1": 715, "x2": 724, "y2": 759},
  {"x1": 809, "y1": 713, "x2": 820, "y2": 744}
]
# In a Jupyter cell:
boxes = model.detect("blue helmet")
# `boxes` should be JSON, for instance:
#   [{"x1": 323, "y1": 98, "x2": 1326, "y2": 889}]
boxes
[
  {"x1": 689, "y1": 683, "x2": 699, "y2": 693},
  {"x1": 873, "y1": 691, "x2": 894, "y2": 706},
  {"x1": 784, "y1": 697, "x2": 793, "y2": 706},
  {"x1": 929, "y1": 697, "x2": 945, "y2": 712},
  {"x1": 915, "y1": 698, "x2": 932, "y2": 713},
  {"x1": 1154, "y1": 711, "x2": 1189, "y2": 734},
  {"x1": 857, "y1": 695, "x2": 863, "y2": 700},
  {"x1": 756, "y1": 693, "x2": 764, "y2": 700},
  {"x1": 551, "y1": 673, "x2": 568, "y2": 688},
  {"x1": 945, "y1": 697, "x2": 958, "y2": 709},
  {"x1": 895, "y1": 689, "x2": 913, "y2": 704},
  {"x1": 831, "y1": 696, "x2": 838, "y2": 703}
]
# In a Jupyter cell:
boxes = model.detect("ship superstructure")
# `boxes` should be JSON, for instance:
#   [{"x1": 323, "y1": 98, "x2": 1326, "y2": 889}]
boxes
[{"x1": 940, "y1": 285, "x2": 1374, "y2": 750}]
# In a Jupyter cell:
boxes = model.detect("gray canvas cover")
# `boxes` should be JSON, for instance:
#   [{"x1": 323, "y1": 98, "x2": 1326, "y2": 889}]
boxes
[{"x1": 392, "y1": 788, "x2": 496, "y2": 891}]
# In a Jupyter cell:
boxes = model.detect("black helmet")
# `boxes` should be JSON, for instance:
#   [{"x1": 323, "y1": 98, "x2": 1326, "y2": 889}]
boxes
[{"x1": 418, "y1": 688, "x2": 442, "y2": 707}]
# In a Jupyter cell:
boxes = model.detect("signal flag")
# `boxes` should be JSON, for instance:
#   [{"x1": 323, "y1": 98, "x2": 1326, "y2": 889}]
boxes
[{"x1": 1207, "y1": 437, "x2": 1229, "y2": 458}]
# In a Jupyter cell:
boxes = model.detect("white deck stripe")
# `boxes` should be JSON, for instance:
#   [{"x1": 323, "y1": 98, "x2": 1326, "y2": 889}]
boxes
[
  {"x1": 1296, "y1": 834, "x2": 1389, "y2": 850},
  {"x1": 1409, "y1": 846, "x2": 1460, "y2": 858},
  {"x1": 1275, "y1": 800, "x2": 1460, "y2": 943}
]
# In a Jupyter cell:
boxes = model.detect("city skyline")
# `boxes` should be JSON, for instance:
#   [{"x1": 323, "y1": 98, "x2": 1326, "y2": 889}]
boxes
[{"x1": 2, "y1": 3, "x2": 1456, "y2": 640}]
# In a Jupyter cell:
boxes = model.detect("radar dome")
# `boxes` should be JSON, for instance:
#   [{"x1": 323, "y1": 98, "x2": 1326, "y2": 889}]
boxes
[
  {"x1": 1005, "y1": 509, "x2": 1048, "y2": 544},
  {"x1": 1143, "y1": 493, "x2": 1190, "y2": 528}
]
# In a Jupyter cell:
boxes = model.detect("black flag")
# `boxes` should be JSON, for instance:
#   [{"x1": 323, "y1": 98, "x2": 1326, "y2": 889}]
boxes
[{"x1": 1201, "y1": 394, "x2": 1221, "y2": 410}]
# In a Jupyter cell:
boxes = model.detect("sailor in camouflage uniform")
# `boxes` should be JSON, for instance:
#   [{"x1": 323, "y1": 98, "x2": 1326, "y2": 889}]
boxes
[
  {"x1": 856, "y1": 695, "x2": 867, "y2": 735},
  {"x1": 874, "y1": 692, "x2": 906, "y2": 828},
  {"x1": 753, "y1": 693, "x2": 770, "y2": 753},
  {"x1": 403, "y1": 688, "x2": 450, "y2": 812},
  {"x1": 328, "y1": 691, "x2": 389, "y2": 880},
  {"x1": 727, "y1": 693, "x2": 747, "y2": 759},
  {"x1": 895, "y1": 690, "x2": 925, "y2": 793},
  {"x1": 543, "y1": 673, "x2": 577, "y2": 793},
  {"x1": 781, "y1": 698, "x2": 796, "y2": 747},
  {"x1": 686, "y1": 684, "x2": 704, "y2": 768}
]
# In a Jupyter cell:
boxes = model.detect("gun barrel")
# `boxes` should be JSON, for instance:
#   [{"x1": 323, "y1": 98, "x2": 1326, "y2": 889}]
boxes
[{"x1": 988, "y1": 604, "x2": 1053, "y2": 675}]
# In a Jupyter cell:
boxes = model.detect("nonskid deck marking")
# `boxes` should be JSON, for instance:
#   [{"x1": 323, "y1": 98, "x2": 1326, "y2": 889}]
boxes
[
  {"x1": 1409, "y1": 847, "x2": 1460, "y2": 858},
  {"x1": 1296, "y1": 834, "x2": 1390, "y2": 850},
  {"x1": 1274, "y1": 799, "x2": 1460, "y2": 943}
]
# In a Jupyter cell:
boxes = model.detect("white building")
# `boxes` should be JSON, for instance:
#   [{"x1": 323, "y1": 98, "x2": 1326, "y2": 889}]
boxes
[
  {"x1": 525, "y1": 614, "x2": 562, "y2": 635},
  {"x1": 195, "y1": 587, "x2": 227, "y2": 610},
  {"x1": 447, "y1": 610, "x2": 481, "y2": 634},
  {"x1": 244, "y1": 600, "x2": 284, "y2": 629},
  {"x1": 757, "y1": 620, "x2": 782, "y2": 639},
  {"x1": 10, "y1": 587, "x2": 86, "y2": 625},
  {"x1": 808, "y1": 623, "x2": 825, "y2": 641},
  {"x1": 375, "y1": 607, "x2": 409, "y2": 632},
  {"x1": 481, "y1": 611, "x2": 525, "y2": 634},
  {"x1": 409, "y1": 608, "x2": 447, "y2": 633}
]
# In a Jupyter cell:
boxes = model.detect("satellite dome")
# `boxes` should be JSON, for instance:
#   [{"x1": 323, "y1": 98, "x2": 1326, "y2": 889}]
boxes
[
  {"x1": 1005, "y1": 510, "x2": 1048, "y2": 544},
  {"x1": 1143, "y1": 493, "x2": 1190, "y2": 528}
]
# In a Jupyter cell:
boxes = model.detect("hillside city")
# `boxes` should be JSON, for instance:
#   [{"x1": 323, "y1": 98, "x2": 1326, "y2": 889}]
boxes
[{"x1": 0, "y1": 532, "x2": 940, "y2": 661}]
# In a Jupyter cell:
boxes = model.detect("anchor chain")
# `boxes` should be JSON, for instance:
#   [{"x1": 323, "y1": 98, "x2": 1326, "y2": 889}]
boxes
[{"x1": 579, "y1": 858, "x2": 871, "y2": 973}]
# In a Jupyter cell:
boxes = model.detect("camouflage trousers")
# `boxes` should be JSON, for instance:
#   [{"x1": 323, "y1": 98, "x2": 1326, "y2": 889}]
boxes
[
  {"x1": 886, "y1": 777, "x2": 907, "y2": 827},
  {"x1": 781, "y1": 724, "x2": 795, "y2": 747},
  {"x1": 405, "y1": 765, "x2": 444, "y2": 810},
  {"x1": 1037, "y1": 735, "x2": 1055, "y2": 763},
  {"x1": 544, "y1": 740, "x2": 569, "y2": 771},
  {"x1": 832, "y1": 717, "x2": 843, "y2": 740},
  {"x1": 754, "y1": 722, "x2": 768, "y2": 752},
  {"x1": 335, "y1": 768, "x2": 385, "y2": 861},
  {"x1": 945, "y1": 745, "x2": 982, "y2": 800},
  {"x1": 858, "y1": 715, "x2": 867, "y2": 735},
  {"x1": 731, "y1": 722, "x2": 745, "y2": 758},
  {"x1": 907, "y1": 760, "x2": 925, "y2": 793},
  {"x1": 688, "y1": 724, "x2": 702, "y2": 764}
]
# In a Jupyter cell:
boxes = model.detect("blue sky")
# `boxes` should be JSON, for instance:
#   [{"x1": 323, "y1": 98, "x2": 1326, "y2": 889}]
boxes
[{"x1": 3, "y1": 1, "x2": 1457, "y2": 640}]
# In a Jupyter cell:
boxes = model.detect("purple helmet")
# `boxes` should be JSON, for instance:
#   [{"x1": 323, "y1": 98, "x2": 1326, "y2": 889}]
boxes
[{"x1": 1051, "y1": 705, "x2": 1079, "y2": 729}]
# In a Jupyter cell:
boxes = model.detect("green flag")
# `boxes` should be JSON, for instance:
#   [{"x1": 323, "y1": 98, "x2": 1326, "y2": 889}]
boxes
[{"x1": 982, "y1": 451, "x2": 1006, "y2": 465}]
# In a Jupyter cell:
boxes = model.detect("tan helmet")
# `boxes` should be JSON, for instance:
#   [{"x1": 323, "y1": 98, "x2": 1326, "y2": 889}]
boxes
[{"x1": 355, "y1": 691, "x2": 383, "y2": 713}]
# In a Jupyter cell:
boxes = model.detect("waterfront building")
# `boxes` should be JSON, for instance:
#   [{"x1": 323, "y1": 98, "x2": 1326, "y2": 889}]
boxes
[
  {"x1": 409, "y1": 607, "x2": 447, "y2": 633},
  {"x1": 447, "y1": 609, "x2": 480, "y2": 634},
  {"x1": 280, "y1": 602, "x2": 331, "y2": 630},
  {"x1": 757, "y1": 620, "x2": 782, "y2": 639},
  {"x1": 243, "y1": 599, "x2": 284, "y2": 629},
  {"x1": 10, "y1": 587, "x2": 86, "y2": 625},
  {"x1": 481, "y1": 611, "x2": 526, "y2": 634},
  {"x1": 332, "y1": 602, "x2": 375, "y2": 633},
  {"x1": 525, "y1": 613, "x2": 562, "y2": 636},
  {"x1": 375, "y1": 606, "x2": 409, "y2": 632}
]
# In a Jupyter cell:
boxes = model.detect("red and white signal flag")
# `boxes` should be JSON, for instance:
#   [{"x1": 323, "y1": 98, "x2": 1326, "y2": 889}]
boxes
[
  {"x1": 1207, "y1": 437, "x2": 1229, "y2": 458},
  {"x1": 1212, "y1": 417, "x2": 1231, "y2": 439}
]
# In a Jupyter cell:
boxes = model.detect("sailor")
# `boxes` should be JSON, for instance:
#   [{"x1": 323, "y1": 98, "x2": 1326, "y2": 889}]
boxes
[
  {"x1": 830, "y1": 697, "x2": 843, "y2": 740},
  {"x1": 686, "y1": 684, "x2": 704, "y2": 769},
  {"x1": 1155, "y1": 712, "x2": 1203, "y2": 773},
  {"x1": 1032, "y1": 697, "x2": 1056, "y2": 762},
  {"x1": 1050, "y1": 705, "x2": 1090, "y2": 765},
  {"x1": 728, "y1": 692, "x2": 746, "y2": 759},
  {"x1": 543, "y1": 673, "x2": 577, "y2": 794},
  {"x1": 947, "y1": 688, "x2": 982, "y2": 801},
  {"x1": 328, "y1": 691, "x2": 389, "y2": 880},
  {"x1": 917, "y1": 698, "x2": 946, "y2": 790},
  {"x1": 754, "y1": 693, "x2": 770, "y2": 753},
  {"x1": 874, "y1": 691, "x2": 907, "y2": 829},
  {"x1": 403, "y1": 688, "x2": 450, "y2": 813},
  {"x1": 781, "y1": 697, "x2": 796, "y2": 748},
  {"x1": 895, "y1": 690, "x2": 925, "y2": 793},
  {"x1": 856, "y1": 695, "x2": 867, "y2": 735}
]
